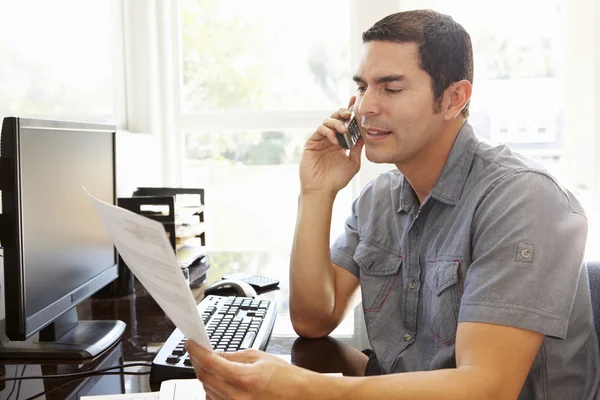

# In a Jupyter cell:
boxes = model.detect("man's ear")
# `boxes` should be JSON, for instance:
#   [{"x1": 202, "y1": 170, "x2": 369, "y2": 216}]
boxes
[{"x1": 443, "y1": 80, "x2": 472, "y2": 120}]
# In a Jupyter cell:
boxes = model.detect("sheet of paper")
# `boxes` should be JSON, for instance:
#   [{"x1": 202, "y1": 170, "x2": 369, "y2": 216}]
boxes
[
  {"x1": 86, "y1": 189, "x2": 210, "y2": 349},
  {"x1": 81, "y1": 392, "x2": 159, "y2": 400},
  {"x1": 158, "y1": 374, "x2": 341, "y2": 400},
  {"x1": 159, "y1": 379, "x2": 205, "y2": 400}
]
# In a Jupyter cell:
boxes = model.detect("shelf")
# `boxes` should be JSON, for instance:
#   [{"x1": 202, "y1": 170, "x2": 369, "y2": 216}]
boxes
[
  {"x1": 176, "y1": 244, "x2": 206, "y2": 268},
  {"x1": 175, "y1": 223, "x2": 205, "y2": 239}
]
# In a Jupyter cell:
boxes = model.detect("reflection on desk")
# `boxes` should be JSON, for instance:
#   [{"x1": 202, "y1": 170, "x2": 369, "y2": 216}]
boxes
[
  {"x1": 0, "y1": 251, "x2": 369, "y2": 398},
  {"x1": 291, "y1": 337, "x2": 369, "y2": 377},
  {"x1": 0, "y1": 343, "x2": 142, "y2": 400}
]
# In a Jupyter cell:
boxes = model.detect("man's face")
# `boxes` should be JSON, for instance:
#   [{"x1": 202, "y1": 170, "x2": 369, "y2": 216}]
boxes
[{"x1": 353, "y1": 41, "x2": 446, "y2": 165}]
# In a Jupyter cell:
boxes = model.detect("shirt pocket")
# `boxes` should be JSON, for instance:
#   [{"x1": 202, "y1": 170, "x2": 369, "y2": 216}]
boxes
[
  {"x1": 353, "y1": 241, "x2": 402, "y2": 326},
  {"x1": 425, "y1": 260, "x2": 463, "y2": 346}
]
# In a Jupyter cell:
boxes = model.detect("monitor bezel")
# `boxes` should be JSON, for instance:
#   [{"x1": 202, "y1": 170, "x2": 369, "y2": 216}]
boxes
[{"x1": 1, "y1": 116, "x2": 119, "y2": 341}]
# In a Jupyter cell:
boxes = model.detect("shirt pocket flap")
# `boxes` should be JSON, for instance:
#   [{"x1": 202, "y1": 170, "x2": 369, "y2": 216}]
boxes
[
  {"x1": 435, "y1": 261, "x2": 460, "y2": 296},
  {"x1": 353, "y1": 241, "x2": 402, "y2": 276}
]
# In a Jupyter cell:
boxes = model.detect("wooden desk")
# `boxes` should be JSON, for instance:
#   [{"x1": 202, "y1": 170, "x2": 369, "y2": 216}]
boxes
[{"x1": 0, "y1": 252, "x2": 368, "y2": 399}]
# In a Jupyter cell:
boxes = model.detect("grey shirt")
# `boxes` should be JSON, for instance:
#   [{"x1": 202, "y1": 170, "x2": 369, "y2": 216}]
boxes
[{"x1": 331, "y1": 122, "x2": 600, "y2": 399}]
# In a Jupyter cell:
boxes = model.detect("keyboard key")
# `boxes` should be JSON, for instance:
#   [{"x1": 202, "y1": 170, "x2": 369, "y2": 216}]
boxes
[
  {"x1": 166, "y1": 355, "x2": 180, "y2": 364},
  {"x1": 240, "y1": 332, "x2": 256, "y2": 349},
  {"x1": 172, "y1": 347, "x2": 186, "y2": 356}
]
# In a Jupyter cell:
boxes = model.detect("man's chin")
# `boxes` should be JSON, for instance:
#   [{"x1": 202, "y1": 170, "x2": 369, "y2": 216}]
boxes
[{"x1": 365, "y1": 149, "x2": 398, "y2": 164}]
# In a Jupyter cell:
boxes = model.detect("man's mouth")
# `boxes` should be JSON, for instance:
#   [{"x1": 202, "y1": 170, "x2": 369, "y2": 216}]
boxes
[{"x1": 364, "y1": 127, "x2": 392, "y2": 137}]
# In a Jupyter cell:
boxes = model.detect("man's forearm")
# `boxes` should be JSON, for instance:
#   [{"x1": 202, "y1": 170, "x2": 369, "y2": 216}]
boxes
[
  {"x1": 289, "y1": 191, "x2": 338, "y2": 335},
  {"x1": 301, "y1": 367, "x2": 502, "y2": 400}
]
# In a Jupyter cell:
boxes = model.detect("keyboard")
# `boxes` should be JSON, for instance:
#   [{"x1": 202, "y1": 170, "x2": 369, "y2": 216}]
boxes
[{"x1": 150, "y1": 294, "x2": 277, "y2": 384}]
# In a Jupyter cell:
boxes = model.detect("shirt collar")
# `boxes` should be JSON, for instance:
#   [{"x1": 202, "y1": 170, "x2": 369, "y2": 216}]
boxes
[
  {"x1": 399, "y1": 176, "x2": 419, "y2": 213},
  {"x1": 430, "y1": 122, "x2": 479, "y2": 205},
  {"x1": 398, "y1": 122, "x2": 479, "y2": 212}
]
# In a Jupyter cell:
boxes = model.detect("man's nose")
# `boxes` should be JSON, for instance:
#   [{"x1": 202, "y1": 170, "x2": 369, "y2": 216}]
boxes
[{"x1": 356, "y1": 88, "x2": 381, "y2": 117}]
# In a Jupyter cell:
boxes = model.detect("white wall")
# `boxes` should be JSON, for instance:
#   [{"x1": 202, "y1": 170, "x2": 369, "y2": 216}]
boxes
[
  {"x1": 565, "y1": 0, "x2": 600, "y2": 201},
  {"x1": 121, "y1": 0, "x2": 180, "y2": 186},
  {"x1": 564, "y1": 0, "x2": 600, "y2": 259},
  {"x1": 116, "y1": 130, "x2": 162, "y2": 197}
]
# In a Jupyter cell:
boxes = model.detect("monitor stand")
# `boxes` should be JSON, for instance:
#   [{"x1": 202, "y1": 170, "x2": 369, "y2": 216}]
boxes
[{"x1": 0, "y1": 308, "x2": 126, "y2": 359}]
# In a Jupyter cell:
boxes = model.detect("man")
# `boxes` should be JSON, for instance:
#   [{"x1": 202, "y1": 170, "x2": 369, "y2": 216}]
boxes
[{"x1": 186, "y1": 9, "x2": 600, "y2": 399}]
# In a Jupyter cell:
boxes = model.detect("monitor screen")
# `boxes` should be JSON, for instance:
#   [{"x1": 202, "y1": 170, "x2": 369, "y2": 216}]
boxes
[
  {"x1": 20, "y1": 122, "x2": 115, "y2": 320},
  {"x1": 0, "y1": 117, "x2": 124, "y2": 359}
]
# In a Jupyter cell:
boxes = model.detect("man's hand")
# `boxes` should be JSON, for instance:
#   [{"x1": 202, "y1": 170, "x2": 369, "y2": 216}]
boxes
[
  {"x1": 185, "y1": 341, "x2": 308, "y2": 400},
  {"x1": 299, "y1": 97, "x2": 365, "y2": 195}
]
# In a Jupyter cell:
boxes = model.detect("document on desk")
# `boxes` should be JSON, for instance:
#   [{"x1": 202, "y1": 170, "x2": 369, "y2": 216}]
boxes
[
  {"x1": 158, "y1": 375, "x2": 341, "y2": 399},
  {"x1": 159, "y1": 379, "x2": 205, "y2": 400},
  {"x1": 86, "y1": 189, "x2": 210, "y2": 349}
]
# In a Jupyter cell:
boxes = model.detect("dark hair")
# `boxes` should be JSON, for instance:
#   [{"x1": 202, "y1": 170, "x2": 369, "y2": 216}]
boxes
[{"x1": 362, "y1": 10, "x2": 473, "y2": 117}]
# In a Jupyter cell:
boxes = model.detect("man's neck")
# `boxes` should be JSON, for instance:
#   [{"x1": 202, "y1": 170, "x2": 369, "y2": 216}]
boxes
[{"x1": 396, "y1": 119, "x2": 464, "y2": 205}]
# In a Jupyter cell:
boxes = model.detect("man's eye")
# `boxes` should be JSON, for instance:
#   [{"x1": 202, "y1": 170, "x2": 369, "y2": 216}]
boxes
[
  {"x1": 356, "y1": 87, "x2": 366, "y2": 93},
  {"x1": 385, "y1": 88, "x2": 403, "y2": 94}
]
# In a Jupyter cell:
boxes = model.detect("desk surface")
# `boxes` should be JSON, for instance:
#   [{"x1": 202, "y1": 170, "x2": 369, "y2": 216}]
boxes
[{"x1": 0, "y1": 252, "x2": 369, "y2": 399}]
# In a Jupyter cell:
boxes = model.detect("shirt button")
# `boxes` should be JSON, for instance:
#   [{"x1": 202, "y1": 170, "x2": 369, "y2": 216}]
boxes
[
  {"x1": 521, "y1": 249, "x2": 531, "y2": 259},
  {"x1": 403, "y1": 333, "x2": 412, "y2": 341},
  {"x1": 408, "y1": 281, "x2": 417, "y2": 289}
]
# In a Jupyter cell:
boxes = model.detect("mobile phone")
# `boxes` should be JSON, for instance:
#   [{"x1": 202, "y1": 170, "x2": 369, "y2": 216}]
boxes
[{"x1": 335, "y1": 106, "x2": 361, "y2": 150}]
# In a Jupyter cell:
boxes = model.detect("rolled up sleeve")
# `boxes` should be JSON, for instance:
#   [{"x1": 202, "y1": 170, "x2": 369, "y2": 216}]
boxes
[
  {"x1": 331, "y1": 197, "x2": 361, "y2": 278},
  {"x1": 459, "y1": 171, "x2": 588, "y2": 339}
]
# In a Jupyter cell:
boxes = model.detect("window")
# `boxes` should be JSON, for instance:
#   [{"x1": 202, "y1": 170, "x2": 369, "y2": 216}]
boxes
[
  {"x1": 434, "y1": 0, "x2": 566, "y2": 163},
  {"x1": 178, "y1": 0, "x2": 354, "y2": 252},
  {"x1": 433, "y1": 0, "x2": 600, "y2": 259},
  {"x1": 174, "y1": 0, "x2": 599, "y2": 260},
  {"x1": 0, "y1": 0, "x2": 118, "y2": 123},
  {"x1": 179, "y1": 0, "x2": 351, "y2": 113}
]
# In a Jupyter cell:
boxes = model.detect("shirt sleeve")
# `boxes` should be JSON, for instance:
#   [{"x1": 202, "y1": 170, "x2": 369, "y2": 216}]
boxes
[
  {"x1": 458, "y1": 170, "x2": 588, "y2": 339},
  {"x1": 331, "y1": 196, "x2": 362, "y2": 278}
]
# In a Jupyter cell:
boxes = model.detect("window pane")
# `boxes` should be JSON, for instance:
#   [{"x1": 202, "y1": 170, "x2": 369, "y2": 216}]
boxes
[
  {"x1": 434, "y1": 1, "x2": 599, "y2": 258},
  {"x1": 433, "y1": 0, "x2": 566, "y2": 156},
  {"x1": 0, "y1": 0, "x2": 115, "y2": 121},
  {"x1": 185, "y1": 130, "x2": 306, "y2": 165},
  {"x1": 182, "y1": 130, "x2": 353, "y2": 252},
  {"x1": 179, "y1": 0, "x2": 351, "y2": 113}
]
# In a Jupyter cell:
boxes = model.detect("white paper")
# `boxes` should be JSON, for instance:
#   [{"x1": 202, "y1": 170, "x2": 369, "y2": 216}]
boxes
[
  {"x1": 158, "y1": 375, "x2": 340, "y2": 400},
  {"x1": 81, "y1": 392, "x2": 159, "y2": 400},
  {"x1": 159, "y1": 379, "x2": 205, "y2": 400},
  {"x1": 86, "y1": 189, "x2": 210, "y2": 349}
]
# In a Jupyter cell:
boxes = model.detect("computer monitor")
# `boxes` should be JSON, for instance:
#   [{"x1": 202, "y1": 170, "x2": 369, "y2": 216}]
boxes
[{"x1": 0, "y1": 117, "x2": 125, "y2": 359}]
